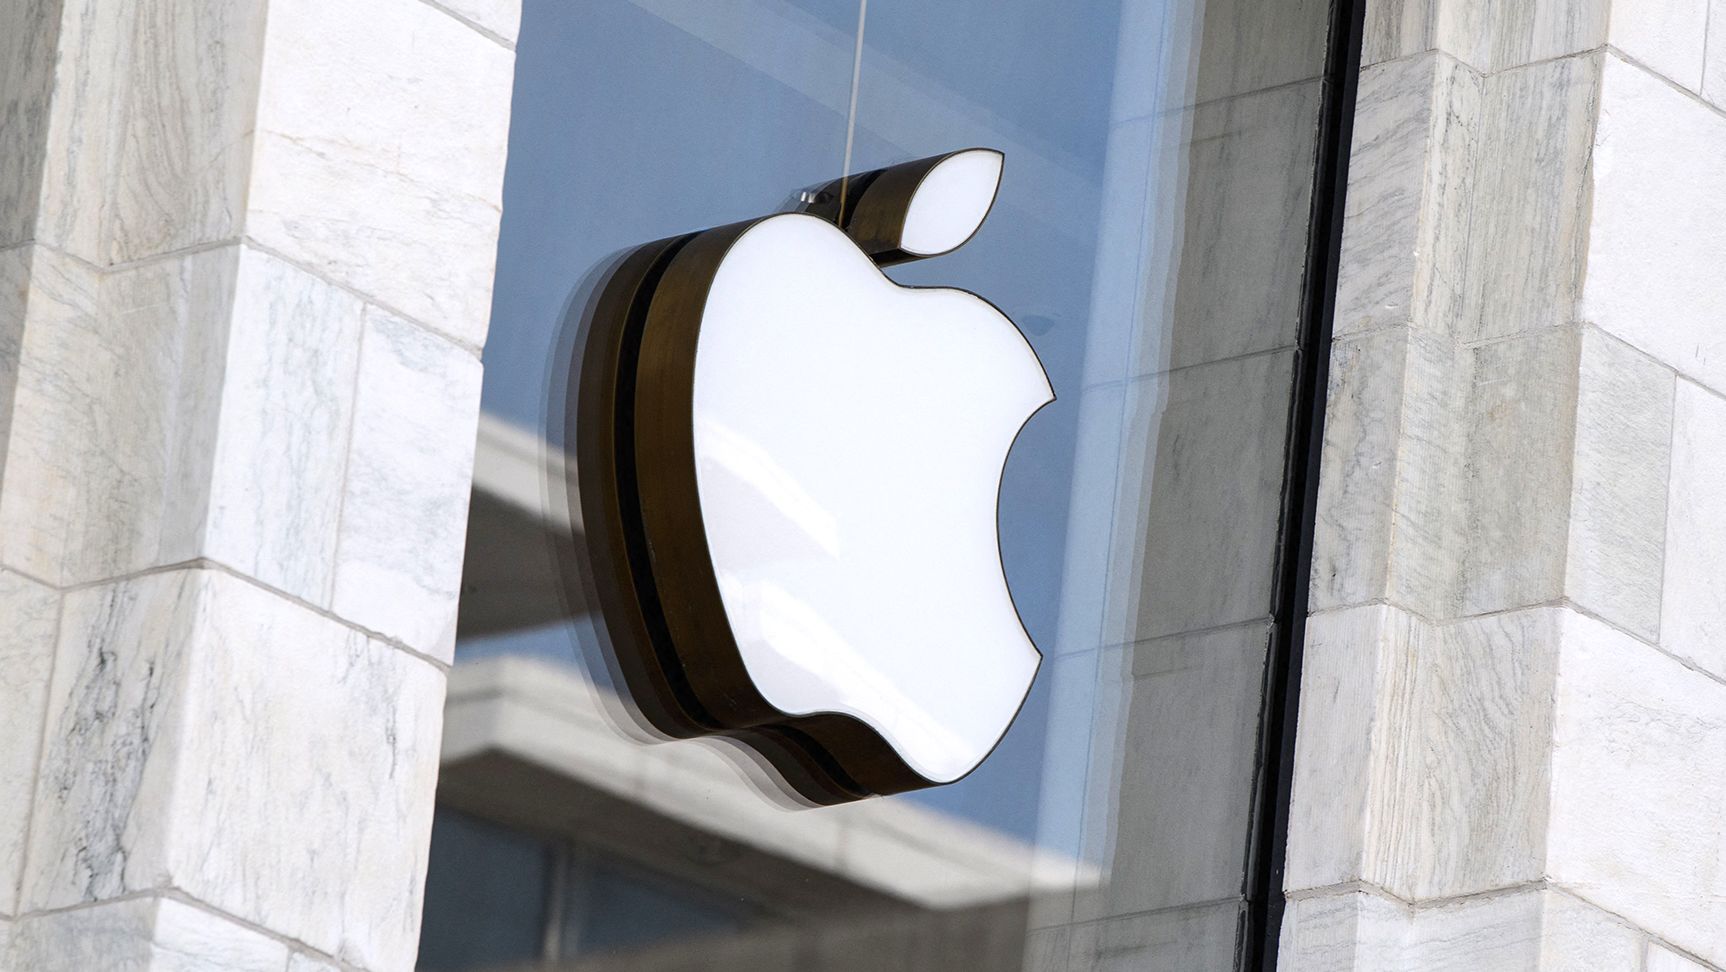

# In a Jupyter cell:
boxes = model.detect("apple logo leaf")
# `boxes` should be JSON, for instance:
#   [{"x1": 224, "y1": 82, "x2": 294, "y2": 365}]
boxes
[
  {"x1": 573, "y1": 149, "x2": 1052, "y2": 805},
  {"x1": 802, "y1": 147, "x2": 1005, "y2": 266},
  {"x1": 897, "y1": 147, "x2": 1004, "y2": 256}
]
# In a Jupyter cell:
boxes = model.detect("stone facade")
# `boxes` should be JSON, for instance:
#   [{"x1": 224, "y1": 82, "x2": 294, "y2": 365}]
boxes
[
  {"x1": 1281, "y1": 0, "x2": 1726, "y2": 966},
  {"x1": 3, "y1": 0, "x2": 1724, "y2": 968},
  {"x1": 0, "y1": 0, "x2": 517, "y2": 969}
]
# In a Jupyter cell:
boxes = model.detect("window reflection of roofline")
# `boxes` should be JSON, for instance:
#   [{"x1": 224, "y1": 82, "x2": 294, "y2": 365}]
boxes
[{"x1": 441, "y1": 653, "x2": 1099, "y2": 914}]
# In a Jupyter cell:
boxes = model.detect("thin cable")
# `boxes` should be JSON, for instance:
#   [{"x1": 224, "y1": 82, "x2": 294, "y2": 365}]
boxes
[{"x1": 835, "y1": 0, "x2": 868, "y2": 225}]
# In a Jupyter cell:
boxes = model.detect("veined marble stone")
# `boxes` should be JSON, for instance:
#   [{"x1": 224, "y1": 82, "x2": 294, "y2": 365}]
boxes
[
  {"x1": 0, "y1": 246, "x2": 236, "y2": 587},
  {"x1": 0, "y1": 0, "x2": 59, "y2": 247},
  {"x1": 170, "y1": 247, "x2": 366, "y2": 606},
  {"x1": 22, "y1": 569, "x2": 445, "y2": 971},
  {"x1": 1289, "y1": 605, "x2": 1559, "y2": 900},
  {"x1": 5, "y1": 896, "x2": 289, "y2": 972},
  {"x1": 1706, "y1": 0, "x2": 1726, "y2": 109},
  {"x1": 34, "y1": 0, "x2": 267, "y2": 266},
  {"x1": 1566, "y1": 328, "x2": 1673, "y2": 641},
  {"x1": 0, "y1": 570, "x2": 57, "y2": 916},
  {"x1": 1583, "y1": 52, "x2": 1726, "y2": 398},
  {"x1": 1662, "y1": 380, "x2": 1726, "y2": 680},
  {"x1": 246, "y1": 0, "x2": 514, "y2": 348},
  {"x1": 1456, "y1": 329, "x2": 1580, "y2": 617},
  {"x1": 1608, "y1": 0, "x2": 1709, "y2": 93},
  {"x1": 1279, "y1": 887, "x2": 1640, "y2": 971},
  {"x1": 1, "y1": 0, "x2": 509, "y2": 967},
  {"x1": 1548, "y1": 611, "x2": 1726, "y2": 967},
  {"x1": 1333, "y1": 53, "x2": 1478, "y2": 340},
  {"x1": 1310, "y1": 327, "x2": 1467, "y2": 618},
  {"x1": 1649, "y1": 944, "x2": 1715, "y2": 972},
  {"x1": 1466, "y1": 53, "x2": 1600, "y2": 344},
  {"x1": 429, "y1": 0, "x2": 522, "y2": 44},
  {"x1": 331, "y1": 308, "x2": 483, "y2": 663},
  {"x1": 0, "y1": 244, "x2": 378, "y2": 602},
  {"x1": 1360, "y1": 0, "x2": 1610, "y2": 73}
]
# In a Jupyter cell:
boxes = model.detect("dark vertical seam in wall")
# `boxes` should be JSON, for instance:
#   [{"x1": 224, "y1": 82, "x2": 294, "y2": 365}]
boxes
[{"x1": 1243, "y1": 0, "x2": 1366, "y2": 965}]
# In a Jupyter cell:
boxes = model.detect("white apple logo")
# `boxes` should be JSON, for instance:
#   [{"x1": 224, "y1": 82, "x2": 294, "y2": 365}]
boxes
[{"x1": 580, "y1": 149, "x2": 1051, "y2": 799}]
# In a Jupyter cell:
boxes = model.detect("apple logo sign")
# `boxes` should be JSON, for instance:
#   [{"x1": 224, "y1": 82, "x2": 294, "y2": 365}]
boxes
[{"x1": 572, "y1": 149, "x2": 1052, "y2": 804}]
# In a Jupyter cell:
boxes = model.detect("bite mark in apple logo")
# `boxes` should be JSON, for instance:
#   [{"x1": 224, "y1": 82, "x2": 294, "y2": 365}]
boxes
[{"x1": 572, "y1": 149, "x2": 1053, "y2": 805}]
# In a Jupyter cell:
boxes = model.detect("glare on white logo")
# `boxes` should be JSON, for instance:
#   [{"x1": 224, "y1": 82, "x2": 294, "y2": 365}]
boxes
[{"x1": 574, "y1": 149, "x2": 1052, "y2": 803}]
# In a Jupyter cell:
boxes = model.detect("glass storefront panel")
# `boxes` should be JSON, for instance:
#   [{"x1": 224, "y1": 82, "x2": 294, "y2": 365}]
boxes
[{"x1": 425, "y1": 0, "x2": 1335, "y2": 966}]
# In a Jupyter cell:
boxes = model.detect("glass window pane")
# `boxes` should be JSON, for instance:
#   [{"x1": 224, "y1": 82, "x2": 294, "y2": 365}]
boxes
[
  {"x1": 429, "y1": 0, "x2": 1336, "y2": 965},
  {"x1": 417, "y1": 807, "x2": 554, "y2": 971},
  {"x1": 558, "y1": 852, "x2": 756, "y2": 958}
]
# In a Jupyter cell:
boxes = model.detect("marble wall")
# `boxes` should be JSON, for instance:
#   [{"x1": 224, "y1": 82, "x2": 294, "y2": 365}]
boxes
[
  {"x1": 0, "y1": 0, "x2": 516, "y2": 969},
  {"x1": 1282, "y1": 0, "x2": 1726, "y2": 966}
]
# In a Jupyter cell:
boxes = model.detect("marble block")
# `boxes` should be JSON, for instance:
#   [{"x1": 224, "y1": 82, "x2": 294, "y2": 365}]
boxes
[
  {"x1": 1333, "y1": 54, "x2": 1478, "y2": 339},
  {"x1": 1309, "y1": 328, "x2": 1466, "y2": 617},
  {"x1": 1385, "y1": 891, "x2": 1546, "y2": 971},
  {"x1": 0, "y1": 570, "x2": 57, "y2": 916},
  {"x1": 0, "y1": 243, "x2": 384, "y2": 604},
  {"x1": 1286, "y1": 606, "x2": 1408, "y2": 893},
  {"x1": 5, "y1": 896, "x2": 289, "y2": 972},
  {"x1": 0, "y1": 0, "x2": 60, "y2": 247},
  {"x1": 1359, "y1": 0, "x2": 1446, "y2": 68},
  {"x1": 1279, "y1": 888, "x2": 1639, "y2": 970},
  {"x1": 1583, "y1": 52, "x2": 1726, "y2": 398},
  {"x1": 1662, "y1": 380, "x2": 1726, "y2": 680},
  {"x1": 1315, "y1": 324, "x2": 1672, "y2": 631},
  {"x1": 1564, "y1": 328, "x2": 1673, "y2": 641},
  {"x1": 161, "y1": 246, "x2": 365, "y2": 605},
  {"x1": 331, "y1": 309, "x2": 483, "y2": 662},
  {"x1": 23, "y1": 569, "x2": 446, "y2": 971},
  {"x1": 1707, "y1": 0, "x2": 1726, "y2": 110},
  {"x1": 286, "y1": 952, "x2": 344, "y2": 972},
  {"x1": 1388, "y1": 608, "x2": 1561, "y2": 901},
  {"x1": 1547, "y1": 611, "x2": 1726, "y2": 967},
  {"x1": 1456, "y1": 329, "x2": 1579, "y2": 618},
  {"x1": 1485, "y1": 0, "x2": 1611, "y2": 71},
  {"x1": 1536, "y1": 891, "x2": 1647, "y2": 971},
  {"x1": 1278, "y1": 890, "x2": 1405, "y2": 972},
  {"x1": 1330, "y1": 55, "x2": 1415, "y2": 337},
  {"x1": 0, "y1": 246, "x2": 237, "y2": 586},
  {"x1": 33, "y1": 0, "x2": 267, "y2": 266},
  {"x1": 1648, "y1": 945, "x2": 1714, "y2": 972},
  {"x1": 247, "y1": 0, "x2": 515, "y2": 348},
  {"x1": 1467, "y1": 53, "x2": 1600, "y2": 344},
  {"x1": 1288, "y1": 605, "x2": 1558, "y2": 900},
  {"x1": 1608, "y1": 0, "x2": 1708, "y2": 92},
  {"x1": 1361, "y1": 0, "x2": 1610, "y2": 72}
]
